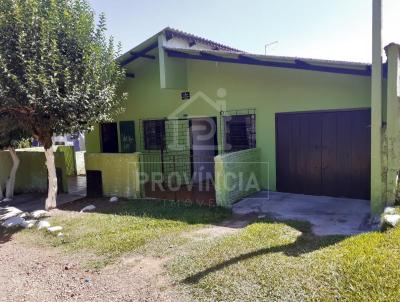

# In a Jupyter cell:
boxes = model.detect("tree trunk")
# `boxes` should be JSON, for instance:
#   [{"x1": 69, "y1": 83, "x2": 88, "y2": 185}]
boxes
[
  {"x1": 44, "y1": 147, "x2": 58, "y2": 210},
  {"x1": 5, "y1": 148, "x2": 20, "y2": 200},
  {"x1": 0, "y1": 182, "x2": 3, "y2": 201}
]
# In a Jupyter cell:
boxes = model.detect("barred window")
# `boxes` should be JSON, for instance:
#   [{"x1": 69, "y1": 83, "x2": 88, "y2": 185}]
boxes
[
  {"x1": 143, "y1": 120, "x2": 165, "y2": 150},
  {"x1": 224, "y1": 114, "x2": 256, "y2": 152}
]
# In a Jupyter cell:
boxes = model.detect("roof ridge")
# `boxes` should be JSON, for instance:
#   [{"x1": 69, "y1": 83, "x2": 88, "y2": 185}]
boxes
[{"x1": 163, "y1": 27, "x2": 243, "y2": 52}]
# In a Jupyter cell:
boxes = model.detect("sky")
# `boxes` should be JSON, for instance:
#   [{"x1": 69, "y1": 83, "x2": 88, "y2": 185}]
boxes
[{"x1": 87, "y1": 0, "x2": 400, "y2": 63}]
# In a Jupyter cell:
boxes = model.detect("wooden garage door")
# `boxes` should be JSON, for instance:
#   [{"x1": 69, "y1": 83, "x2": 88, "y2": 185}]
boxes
[{"x1": 276, "y1": 109, "x2": 371, "y2": 199}]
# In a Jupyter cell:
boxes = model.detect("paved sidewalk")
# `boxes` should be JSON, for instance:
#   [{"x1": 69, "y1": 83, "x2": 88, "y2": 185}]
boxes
[
  {"x1": 233, "y1": 191, "x2": 372, "y2": 236},
  {"x1": 0, "y1": 192, "x2": 84, "y2": 212},
  {"x1": 0, "y1": 176, "x2": 86, "y2": 212}
]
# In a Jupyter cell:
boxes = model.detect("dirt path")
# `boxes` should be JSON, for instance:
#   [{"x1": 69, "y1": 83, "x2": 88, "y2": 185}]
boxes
[
  {"x1": 0, "y1": 239, "x2": 180, "y2": 302},
  {"x1": 0, "y1": 212, "x2": 252, "y2": 302}
]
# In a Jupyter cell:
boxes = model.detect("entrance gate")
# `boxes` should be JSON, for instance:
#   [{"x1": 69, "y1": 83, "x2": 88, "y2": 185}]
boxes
[{"x1": 139, "y1": 118, "x2": 217, "y2": 205}]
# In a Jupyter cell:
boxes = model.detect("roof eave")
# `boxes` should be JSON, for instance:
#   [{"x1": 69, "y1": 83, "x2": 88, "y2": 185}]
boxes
[{"x1": 164, "y1": 47, "x2": 373, "y2": 77}]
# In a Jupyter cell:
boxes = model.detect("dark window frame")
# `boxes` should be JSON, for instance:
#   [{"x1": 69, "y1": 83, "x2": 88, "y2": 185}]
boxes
[
  {"x1": 100, "y1": 122, "x2": 119, "y2": 153},
  {"x1": 119, "y1": 120, "x2": 136, "y2": 153},
  {"x1": 224, "y1": 114, "x2": 256, "y2": 152},
  {"x1": 143, "y1": 119, "x2": 166, "y2": 150}
]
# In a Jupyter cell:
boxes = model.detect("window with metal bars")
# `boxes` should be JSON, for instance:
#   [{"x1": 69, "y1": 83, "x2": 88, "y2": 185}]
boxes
[
  {"x1": 143, "y1": 120, "x2": 165, "y2": 150},
  {"x1": 224, "y1": 114, "x2": 256, "y2": 152}
]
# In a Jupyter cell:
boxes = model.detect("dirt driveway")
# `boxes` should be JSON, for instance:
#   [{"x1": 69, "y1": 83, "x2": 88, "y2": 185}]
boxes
[
  {"x1": 0, "y1": 237, "x2": 180, "y2": 302},
  {"x1": 0, "y1": 210, "x2": 244, "y2": 302}
]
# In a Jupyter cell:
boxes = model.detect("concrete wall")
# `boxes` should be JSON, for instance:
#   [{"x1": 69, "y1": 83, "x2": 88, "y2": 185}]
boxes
[
  {"x1": 215, "y1": 148, "x2": 261, "y2": 208},
  {"x1": 384, "y1": 43, "x2": 400, "y2": 208},
  {"x1": 86, "y1": 57, "x2": 371, "y2": 194},
  {"x1": 0, "y1": 150, "x2": 68, "y2": 194},
  {"x1": 85, "y1": 153, "x2": 141, "y2": 198}
]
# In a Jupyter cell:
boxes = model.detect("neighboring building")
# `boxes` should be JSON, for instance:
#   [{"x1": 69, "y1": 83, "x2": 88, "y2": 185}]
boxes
[
  {"x1": 85, "y1": 27, "x2": 400, "y2": 213},
  {"x1": 53, "y1": 133, "x2": 86, "y2": 152},
  {"x1": 34, "y1": 133, "x2": 86, "y2": 151}
]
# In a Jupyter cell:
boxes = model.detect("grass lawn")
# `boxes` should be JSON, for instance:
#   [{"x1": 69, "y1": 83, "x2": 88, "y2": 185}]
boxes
[
  {"x1": 17, "y1": 199, "x2": 400, "y2": 301},
  {"x1": 169, "y1": 220, "x2": 400, "y2": 302},
  {"x1": 20, "y1": 199, "x2": 231, "y2": 264}
]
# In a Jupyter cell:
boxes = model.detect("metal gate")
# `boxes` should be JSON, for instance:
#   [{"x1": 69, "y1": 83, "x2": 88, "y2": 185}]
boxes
[{"x1": 139, "y1": 118, "x2": 216, "y2": 205}]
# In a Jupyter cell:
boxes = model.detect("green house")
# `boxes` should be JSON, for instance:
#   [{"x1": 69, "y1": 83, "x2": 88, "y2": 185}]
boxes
[{"x1": 85, "y1": 28, "x2": 400, "y2": 214}]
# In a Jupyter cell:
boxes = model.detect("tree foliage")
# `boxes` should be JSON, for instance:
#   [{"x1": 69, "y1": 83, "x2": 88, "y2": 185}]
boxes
[
  {"x1": 0, "y1": 113, "x2": 29, "y2": 150},
  {"x1": 0, "y1": 0, "x2": 126, "y2": 148}
]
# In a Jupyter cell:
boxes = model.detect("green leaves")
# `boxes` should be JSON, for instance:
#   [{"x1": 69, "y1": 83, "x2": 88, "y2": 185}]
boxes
[
  {"x1": 0, "y1": 0, "x2": 126, "y2": 142},
  {"x1": 0, "y1": 112, "x2": 30, "y2": 149}
]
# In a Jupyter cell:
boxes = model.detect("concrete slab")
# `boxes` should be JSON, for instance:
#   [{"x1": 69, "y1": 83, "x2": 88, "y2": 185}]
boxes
[
  {"x1": 0, "y1": 177, "x2": 86, "y2": 212},
  {"x1": 233, "y1": 191, "x2": 372, "y2": 236},
  {"x1": 0, "y1": 192, "x2": 84, "y2": 212}
]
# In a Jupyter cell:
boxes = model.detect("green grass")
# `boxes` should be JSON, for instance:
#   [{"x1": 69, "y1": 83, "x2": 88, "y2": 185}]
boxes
[
  {"x1": 21, "y1": 199, "x2": 231, "y2": 261},
  {"x1": 16, "y1": 201, "x2": 400, "y2": 301},
  {"x1": 168, "y1": 220, "x2": 400, "y2": 302}
]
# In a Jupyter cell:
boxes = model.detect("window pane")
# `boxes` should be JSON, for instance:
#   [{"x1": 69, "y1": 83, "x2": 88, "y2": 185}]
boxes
[
  {"x1": 224, "y1": 114, "x2": 256, "y2": 152},
  {"x1": 143, "y1": 120, "x2": 165, "y2": 150},
  {"x1": 120, "y1": 121, "x2": 136, "y2": 153}
]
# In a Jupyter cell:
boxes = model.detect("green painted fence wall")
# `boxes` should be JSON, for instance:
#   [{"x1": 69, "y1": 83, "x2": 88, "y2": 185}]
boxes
[
  {"x1": 85, "y1": 153, "x2": 141, "y2": 198},
  {"x1": 215, "y1": 148, "x2": 261, "y2": 207},
  {"x1": 0, "y1": 150, "x2": 68, "y2": 194}
]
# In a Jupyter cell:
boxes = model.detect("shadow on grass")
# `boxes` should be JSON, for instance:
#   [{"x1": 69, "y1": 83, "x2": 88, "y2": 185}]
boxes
[
  {"x1": 182, "y1": 220, "x2": 346, "y2": 284},
  {"x1": 58, "y1": 197, "x2": 232, "y2": 225}
]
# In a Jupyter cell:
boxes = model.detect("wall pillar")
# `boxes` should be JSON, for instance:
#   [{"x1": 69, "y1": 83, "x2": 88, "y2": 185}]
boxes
[
  {"x1": 158, "y1": 34, "x2": 187, "y2": 90},
  {"x1": 370, "y1": 0, "x2": 384, "y2": 214},
  {"x1": 385, "y1": 43, "x2": 400, "y2": 204}
]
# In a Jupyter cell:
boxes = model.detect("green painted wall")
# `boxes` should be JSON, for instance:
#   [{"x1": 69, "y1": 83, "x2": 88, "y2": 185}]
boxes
[
  {"x1": 158, "y1": 35, "x2": 187, "y2": 89},
  {"x1": 86, "y1": 57, "x2": 371, "y2": 194},
  {"x1": 56, "y1": 146, "x2": 76, "y2": 177},
  {"x1": 85, "y1": 153, "x2": 141, "y2": 198},
  {"x1": 0, "y1": 150, "x2": 68, "y2": 194},
  {"x1": 215, "y1": 148, "x2": 261, "y2": 207}
]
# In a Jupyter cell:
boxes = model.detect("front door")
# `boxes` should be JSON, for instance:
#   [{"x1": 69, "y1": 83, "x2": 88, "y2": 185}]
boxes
[
  {"x1": 276, "y1": 109, "x2": 371, "y2": 199},
  {"x1": 190, "y1": 117, "x2": 218, "y2": 184}
]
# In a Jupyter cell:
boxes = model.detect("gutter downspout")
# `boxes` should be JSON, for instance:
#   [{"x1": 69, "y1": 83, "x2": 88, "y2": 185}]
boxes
[{"x1": 371, "y1": 0, "x2": 384, "y2": 214}]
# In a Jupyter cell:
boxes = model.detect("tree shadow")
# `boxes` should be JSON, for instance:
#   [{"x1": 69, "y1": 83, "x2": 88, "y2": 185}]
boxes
[
  {"x1": 182, "y1": 220, "x2": 346, "y2": 284},
  {"x1": 0, "y1": 226, "x2": 20, "y2": 245}
]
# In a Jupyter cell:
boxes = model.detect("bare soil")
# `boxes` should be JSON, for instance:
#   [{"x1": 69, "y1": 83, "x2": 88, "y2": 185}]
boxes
[
  {"x1": 0, "y1": 238, "x2": 181, "y2": 302},
  {"x1": 0, "y1": 201, "x2": 248, "y2": 302}
]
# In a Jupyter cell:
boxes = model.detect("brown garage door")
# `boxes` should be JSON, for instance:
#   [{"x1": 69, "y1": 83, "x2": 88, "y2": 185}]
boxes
[{"x1": 276, "y1": 109, "x2": 371, "y2": 199}]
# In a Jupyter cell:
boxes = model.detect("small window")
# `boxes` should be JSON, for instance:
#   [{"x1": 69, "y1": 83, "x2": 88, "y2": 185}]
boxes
[
  {"x1": 143, "y1": 120, "x2": 165, "y2": 150},
  {"x1": 119, "y1": 121, "x2": 136, "y2": 153},
  {"x1": 224, "y1": 114, "x2": 256, "y2": 152}
]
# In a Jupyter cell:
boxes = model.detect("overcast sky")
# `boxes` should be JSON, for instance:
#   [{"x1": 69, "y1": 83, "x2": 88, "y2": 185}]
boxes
[{"x1": 88, "y1": 0, "x2": 400, "y2": 63}]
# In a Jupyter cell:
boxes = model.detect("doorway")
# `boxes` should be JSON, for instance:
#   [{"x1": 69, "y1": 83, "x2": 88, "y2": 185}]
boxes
[
  {"x1": 276, "y1": 109, "x2": 371, "y2": 199},
  {"x1": 100, "y1": 122, "x2": 119, "y2": 153},
  {"x1": 190, "y1": 117, "x2": 218, "y2": 184},
  {"x1": 140, "y1": 117, "x2": 218, "y2": 205}
]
